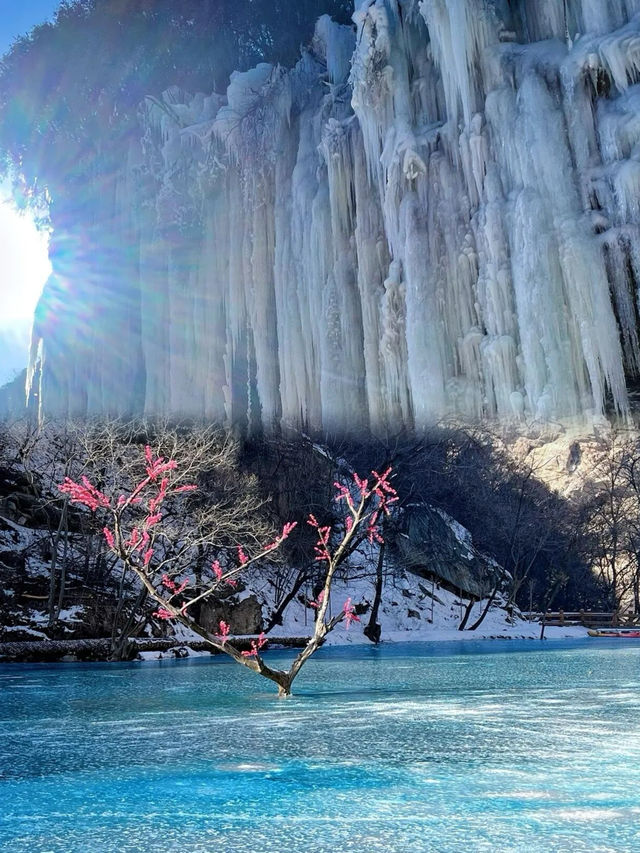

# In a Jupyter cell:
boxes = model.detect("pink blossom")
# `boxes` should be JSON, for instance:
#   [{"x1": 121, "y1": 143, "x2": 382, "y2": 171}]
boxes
[
  {"x1": 211, "y1": 561, "x2": 236, "y2": 587},
  {"x1": 216, "y1": 620, "x2": 230, "y2": 644},
  {"x1": 343, "y1": 598, "x2": 361, "y2": 630},
  {"x1": 148, "y1": 477, "x2": 169, "y2": 514},
  {"x1": 103, "y1": 527, "x2": 115, "y2": 549},
  {"x1": 237, "y1": 546, "x2": 249, "y2": 566},
  {"x1": 367, "y1": 509, "x2": 382, "y2": 544},
  {"x1": 58, "y1": 477, "x2": 110, "y2": 512},
  {"x1": 309, "y1": 589, "x2": 325, "y2": 609},
  {"x1": 264, "y1": 521, "x2": 297, "y2": 551},
  {"x1": 311, "y1": 524, "x2": 332, "y2": 563},
  {"x1": 144, "y1": 446, "x2": 178, "y2": 481},
  {"x1": 353, "y1": 472, "x2": 369, "y2": 498},
  {"x1": 371, "y1": 468, "x2": 398, "y2": 515},
  {"x1": 280, "y1": 521, "x2": 297, "y2": 539},
  {"x1": 153, "y1": 607, "x2": 174, "y2": 621},
  {"x1": 241, "y1": 633, "x2": 267, "y2": 658},
  {"x1": 334, "y1": 482, "x2": 356, "y2": 512},
  {"x1": 174, "y1": 484, "x2": 197, "y2": 494},
  {"x1": 143, "y1": 548, "x2": 154, "y2": 568},
  {"x1": 161, "y1": 573, "x2": 187, "y2": 592}
]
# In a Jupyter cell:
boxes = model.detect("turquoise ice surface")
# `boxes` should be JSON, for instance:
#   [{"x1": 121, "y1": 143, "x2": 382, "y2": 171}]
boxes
[{"x1": 1, "y1": 638, "x2": 639, "y2": 852}]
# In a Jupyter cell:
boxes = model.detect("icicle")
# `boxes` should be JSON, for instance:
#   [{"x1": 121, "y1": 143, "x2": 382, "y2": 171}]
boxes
[{"x1": 33, "y1": 3, "x2": 640, "y2": 431}]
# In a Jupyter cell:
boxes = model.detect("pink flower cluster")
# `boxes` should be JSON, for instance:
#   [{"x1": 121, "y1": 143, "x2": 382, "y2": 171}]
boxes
[
  {"x1": 307, "y1": 514, "x2": 332, "y2": 562},
  {"x1": 309, "y1": 589, "x2": 325, "y2": 609},
  {"x1": 343, "y1": 597, "x2": 360, "y2": 629},
  {"x1": 144, "y1": 445, "x2": 178, "y2": 481},
  {"x1": 241, "y1": 633, "x2": 267, "y2": 658},
  {"x1": 262, "y1": 521, "x2": 298, "y2": 552},
  {"x1": 153, "y1": 607, "x2": 174, "y2": 621},
  {"x1": 59, "y1": 476, "x2": 110, "y2": 512},
  {"x1": 211, "y1": 560, "x2": 237, "y2": 588},
  {"x1": 216, "y1": 620, "x2": 230, "y2": 644},
  {"x1": 161, "y1": 574, "x2": 189, "y2": 595},
  {"x1": 362, "y1": 467, "x2": 399, "y2": 544}
]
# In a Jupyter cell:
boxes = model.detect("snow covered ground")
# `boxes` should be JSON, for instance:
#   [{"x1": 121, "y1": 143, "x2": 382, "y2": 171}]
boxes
[
  {"x1": 271, "y1": 571, "x2": 588, "y2": 645},
  {"x1": 142, "y1": 566, "x2": 587, "y2": 661}
]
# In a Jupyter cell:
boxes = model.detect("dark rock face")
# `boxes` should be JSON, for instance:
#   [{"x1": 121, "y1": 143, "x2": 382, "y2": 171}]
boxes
[
  {"x1": 200, "y1": 594, "x2": 264, "y2": 635},
  {"x1": 392, "y1": 503, "x2": 499, "y2": 600}
]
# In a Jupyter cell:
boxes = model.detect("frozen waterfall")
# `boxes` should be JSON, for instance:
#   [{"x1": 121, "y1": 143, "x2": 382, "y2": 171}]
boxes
[{"x1": 29, "y1": 0, "x2": 640, "y2": 433}]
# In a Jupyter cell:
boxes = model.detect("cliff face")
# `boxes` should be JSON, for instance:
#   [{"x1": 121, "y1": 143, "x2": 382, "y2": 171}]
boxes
[{"x1": 27, "y1": 1, "x2": 640, "y2": 435}]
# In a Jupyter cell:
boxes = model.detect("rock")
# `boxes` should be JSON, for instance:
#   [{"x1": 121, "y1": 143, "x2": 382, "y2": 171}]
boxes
[
  {"x1": 200, "y1": 594, "x2": 264, "y2": 635},
  {"x1": 171, "y1": 646, "x2": 189, "y2": 658},
  {"x1": 392, "y1": 502, "x2": 499, "y2": 600},
  {"x1": 567, "y1": 441, "x2": 582, "y2": 473}
]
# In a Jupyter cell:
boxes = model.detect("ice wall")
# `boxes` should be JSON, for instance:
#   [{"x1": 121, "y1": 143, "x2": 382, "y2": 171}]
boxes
[{"x1": 30, "y1": 1, "x2": 640, "y2": 433}]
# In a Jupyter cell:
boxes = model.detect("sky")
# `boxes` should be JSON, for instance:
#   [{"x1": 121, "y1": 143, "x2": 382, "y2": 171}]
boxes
[
  {"x1": 0, "y1": 1, "x2": 61, "y2": 386},
  {"x1": 0, "y1": 0, "x2": 60, "y2": 55}
]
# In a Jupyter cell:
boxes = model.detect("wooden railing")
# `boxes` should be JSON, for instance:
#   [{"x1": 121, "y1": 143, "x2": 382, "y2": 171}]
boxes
[{"x1": 521, "y1": 611, "x2": 618, "y2": 627}]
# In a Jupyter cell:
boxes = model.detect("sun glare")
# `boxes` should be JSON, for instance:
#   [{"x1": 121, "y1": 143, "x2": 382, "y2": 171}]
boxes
[
  {"x1": 0, "y1": 182, "x2": 51, "y2": 383},
  {"x1": 0, "y1": 188, "x2": 51, "y2": 322}
]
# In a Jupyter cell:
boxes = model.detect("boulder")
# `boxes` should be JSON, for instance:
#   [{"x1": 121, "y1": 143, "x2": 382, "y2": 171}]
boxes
[{"x1": 392, "y1": 502, "x2": 500, "y2": 600}]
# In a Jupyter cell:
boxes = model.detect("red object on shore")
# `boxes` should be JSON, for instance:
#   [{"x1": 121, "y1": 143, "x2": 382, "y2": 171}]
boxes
[{"x1": 588, "y1": 628, "x2": 640, "y2": 638}]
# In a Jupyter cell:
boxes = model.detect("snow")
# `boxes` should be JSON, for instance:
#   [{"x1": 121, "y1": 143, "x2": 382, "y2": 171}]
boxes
[
  {"x1": 136, "y1": 647, "x2": 211, "y2": 661},
  {"x1": 133, "y1": 535, "x2": 587, "y2": 660},
  {"x1": 2, "y1": 625, "x2": 48, "y2": 639},
  {"x1": 264, "y1": 564, "x2": 587, "y2": 647},
  {"x1": 56, "y1": 606, "x2": 84, "y2": 623}
]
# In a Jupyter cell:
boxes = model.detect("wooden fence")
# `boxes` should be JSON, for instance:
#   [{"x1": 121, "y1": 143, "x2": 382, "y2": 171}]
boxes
[{"x1": 521, "y1": 611, "x2": 617, "y2": 627}]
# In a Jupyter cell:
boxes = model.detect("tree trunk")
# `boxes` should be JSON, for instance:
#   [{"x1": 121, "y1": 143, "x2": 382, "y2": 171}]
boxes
[
  {"x1": 539, "y1": 611, "x2": 547, "y2": 640},
  {"x1": 364, "y1": 538, "x2": 385, "y2": 643},
  {"x1": 47, "y1": 496, "x2": 69, "y2": 630},
  {"x1": 110, "y1": 587, "x2": 147, "y2": 661},
  {"x1": 468, "y1": 580, "x2": 501, "y2": 631},
  {"x1": 264, "y1": 569, "x2": 309, "y2": 633},
  {"x1": 458, "y1": 596, "x2": 477, "y2": 630},
  {"x1": 53, "y1": 521, "x2": 70, "y2": 624}
]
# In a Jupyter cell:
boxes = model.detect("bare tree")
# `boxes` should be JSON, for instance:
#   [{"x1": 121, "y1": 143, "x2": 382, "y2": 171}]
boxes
[
  {"x1": 579, "y1": 433, "x2": 639, "y2": 619},
  {"x1": 60, "y1": 446, "x2": 397, "y2": 696},
  {"x1": 62, "y1": 420, "x2": 280, "y2": 657}
]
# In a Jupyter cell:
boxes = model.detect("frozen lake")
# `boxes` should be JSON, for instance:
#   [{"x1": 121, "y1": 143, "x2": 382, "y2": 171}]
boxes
[{"x1": 1, "y1": 639, "x2": 639, "y2": 852}]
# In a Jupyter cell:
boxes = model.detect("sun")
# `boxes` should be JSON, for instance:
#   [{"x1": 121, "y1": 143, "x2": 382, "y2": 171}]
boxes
[
  {"x1": 0, "y1": 186, "x2": 51, "y2": 321},
  {"x1": 0, "y1": 182, "x2": 51, "y2": 384}
]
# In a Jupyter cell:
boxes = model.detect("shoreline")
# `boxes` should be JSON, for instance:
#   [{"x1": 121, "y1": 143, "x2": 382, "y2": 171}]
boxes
[{"x1": 0, "y1": 622, "x2": 591, "y2": 664}]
